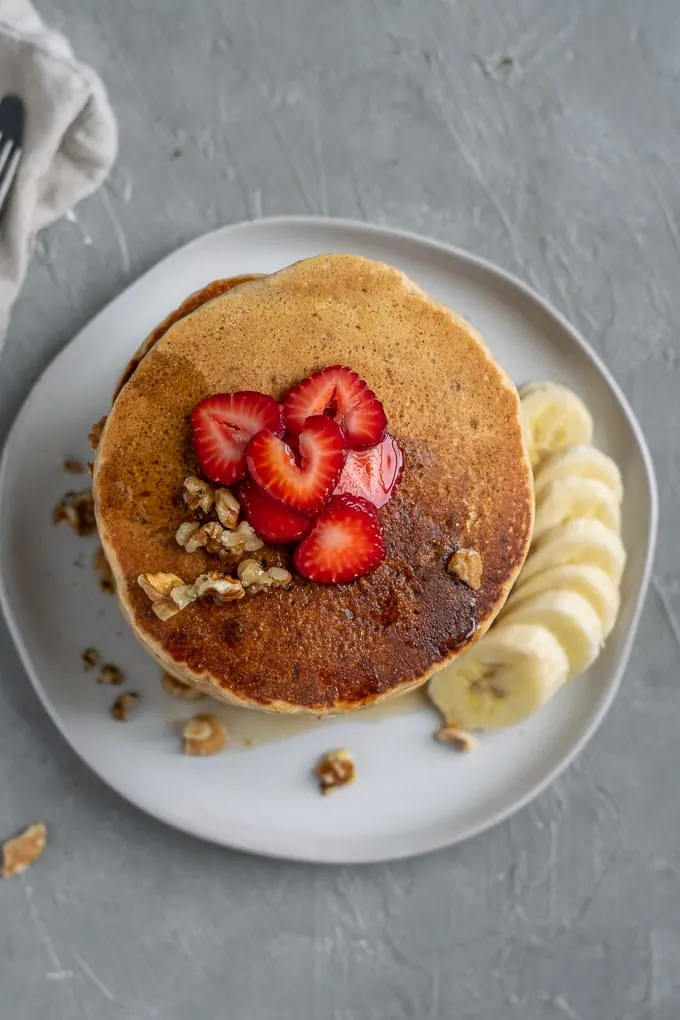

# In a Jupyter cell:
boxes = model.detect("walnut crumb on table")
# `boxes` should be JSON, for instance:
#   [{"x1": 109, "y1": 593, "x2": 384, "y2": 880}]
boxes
[
  {"x1": 1, "y1": 823, "x2": 47, "y2": 878},
  {"x1": 182, "y1": 714, "x2": 228, "y2": 756},
  {"x1": 315, "y1": 748, "x2": 356, "y2": 794},
  {"x1": 111, "y1": 692, "x2": 139, "y2": 721}
]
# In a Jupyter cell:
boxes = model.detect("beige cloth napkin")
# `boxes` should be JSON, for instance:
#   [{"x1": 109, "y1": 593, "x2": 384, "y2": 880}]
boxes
[{"x1": 0, "y1": 0, "x2": 117, "y2": 345}]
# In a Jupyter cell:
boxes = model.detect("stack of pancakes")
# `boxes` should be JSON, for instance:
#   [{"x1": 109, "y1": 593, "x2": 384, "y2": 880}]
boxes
[{"x1": 93, "y1": 254, "x2": 533, "y2": 713}]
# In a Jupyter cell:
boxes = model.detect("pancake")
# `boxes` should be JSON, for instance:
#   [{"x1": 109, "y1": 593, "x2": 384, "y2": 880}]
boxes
[{"x1": 93, "y1": 254, "x2": 533, "y2": 714}]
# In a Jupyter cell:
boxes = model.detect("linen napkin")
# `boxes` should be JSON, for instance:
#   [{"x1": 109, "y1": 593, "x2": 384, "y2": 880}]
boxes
[{"x1": 0, "y1": 0, "x2": 117, "y2": 347}]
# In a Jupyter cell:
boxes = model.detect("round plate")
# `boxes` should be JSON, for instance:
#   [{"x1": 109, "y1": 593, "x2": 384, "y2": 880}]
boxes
[{"x1": 0, "y1": 217, "x2": 657, "y2": 863}]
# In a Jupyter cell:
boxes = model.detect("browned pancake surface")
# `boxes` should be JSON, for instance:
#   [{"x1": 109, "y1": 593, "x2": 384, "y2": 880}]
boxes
[{"x1": 94, "y1": 254, "x2": 533, "y2": 712}]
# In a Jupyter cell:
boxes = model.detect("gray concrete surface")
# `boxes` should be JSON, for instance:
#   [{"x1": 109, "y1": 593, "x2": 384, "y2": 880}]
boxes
[{"x1": 1, "y1": 0, "x2": 679, "y2": 1017}]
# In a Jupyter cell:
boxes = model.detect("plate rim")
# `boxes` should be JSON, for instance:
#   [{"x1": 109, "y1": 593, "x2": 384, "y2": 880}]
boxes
[{"x1": 0, "y1": 215, "x2": 659, "y2": 863}]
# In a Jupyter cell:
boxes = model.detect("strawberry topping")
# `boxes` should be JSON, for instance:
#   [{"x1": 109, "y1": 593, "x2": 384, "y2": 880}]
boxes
[
  {"x1": 294, "y1": 494, "x2": 386, "y2": 584},
  {"x1": 191, "y1": 392, "x2": 283, "y2": 486},
  {"x1": 335, "y1": 433, "x2": 404, "y2": 508},
  {"x1": 282, "y1": 365, "x2": 387, "y2": 449},
  {"x1": 238, "y1": 479, "x2": 310, "y2": 544},
  {"x1": 246, "y1": 415, "x2": 346, "y2": 513}
]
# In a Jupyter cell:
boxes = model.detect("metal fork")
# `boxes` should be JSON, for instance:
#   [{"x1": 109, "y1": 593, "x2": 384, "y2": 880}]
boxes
[{"x1": 0, "y1": 95, "x2": 24, "y2": 218}]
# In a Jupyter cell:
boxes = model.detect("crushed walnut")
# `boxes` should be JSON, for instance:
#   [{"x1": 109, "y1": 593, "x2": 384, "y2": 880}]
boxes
[
  {"x1": 160, "y1": 672, "x2": 205, "y2": 701},
  {"x1": 89, "y1": 416, "x2": 107, "y2": 450},
  {"x1": 111, "y1": 691, "x2": 139, "y2": 721},
  {"x1": 82, "y1": 647, "x2": 100, "y2": 670},
  {"x1": 62, "y1": 458, "x2": 83, "y2": 474},
  {"x1": 138, "y1": 570, "x2": 243, "y2": 618},
  {"x1": 182, "y1": 714, "x2": 228, "y2": 756},
  {"x1": 447, "y1": 548, "x2": 483, "y2": 591},
  {"x1": 219, "y1": 520, "x2": 264, "y2": 558},
  {"x1": 1, "y1": 823, "x2": 47, "y2": 878},
  {"x1": 98, "y1": 663, "x2": 124, "y2": 686},
  {"x1": 237, "y1": 558, "x2": 292, "y2": 593},
  {"x1": 435, "y1": 724, "x2": 478, "y2": 752},
  {"x1": 315, "y1": 748, "x2": 356, "y2": 795},
  {"x1": 93, "y1": 545, "x2": 115, "y2": 594},
  {"x1": 138, "y1": 571, "x2": 192, "y2": 620},
  {"x1": 215, "y1": 488, "x2": 240, "y2": 530},
  {"x1": 192, "y1": 572, "x2": 244, "y2": 603},
  {"x1": 183, "y1": 475, "x2": 214, "y2": 516},
  {"x1": 53, "y1": 489, "x2": 96, "y2": 536}
]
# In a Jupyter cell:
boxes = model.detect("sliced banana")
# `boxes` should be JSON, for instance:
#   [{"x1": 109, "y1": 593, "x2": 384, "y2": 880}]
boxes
[
  {"x1": 429, "y1": 624, "x2": 569, "y2": 732},
  {"x1": 517, "y1": 518, "x2": 626, "y2": 587},
  {"x1": 534, "y1": 444, "x2": 623, "y2": 502},
  {"x1": 533, "y1": 477, "x2": 621, "y2": 542},
  {"x1": 499, "y1": 589, "x2": 603, "y2": 679},
  {"x1": 520, "y1": 382, "x2": 593, "y2": 467},
  {"x1": 504, "y1": 564, "x2": 620, "y2": 638}
]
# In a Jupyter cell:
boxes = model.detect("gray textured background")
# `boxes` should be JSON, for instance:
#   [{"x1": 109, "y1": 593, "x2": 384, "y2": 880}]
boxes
[{"x1": 1, "y1": 1, "x2": 679, "y2": 1017}]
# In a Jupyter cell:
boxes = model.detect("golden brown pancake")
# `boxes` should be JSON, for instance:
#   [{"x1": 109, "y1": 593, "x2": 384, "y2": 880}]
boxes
[{"x1": 94, "y1": 254, "x2": 533, "y2": 714}]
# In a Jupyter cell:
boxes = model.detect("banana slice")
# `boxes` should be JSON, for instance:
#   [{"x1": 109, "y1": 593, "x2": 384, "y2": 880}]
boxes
[
  {"x1": 533, "y1": 477, "x2": 621, "y2": 541},
  {"x1": 517, "y1": 518, "x2": 626, "y2": 587},
  {"x1": 428, "y1": 624, "x2": 568, "y2": 731},
  {"x1": 520, "y1": 382, "x2": 593, "y2": 467},
  {"x1": 534, "y1": 444, "x2": 623, "y2": 502},
  {"x1": 504, "y1": 564, "x2": 620, "y2": 637},
  {"x1": 499, "y1": 589, "x2": 603, "y2": 679}
]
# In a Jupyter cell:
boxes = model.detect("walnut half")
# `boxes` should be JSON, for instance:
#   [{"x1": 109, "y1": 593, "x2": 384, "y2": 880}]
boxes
[
  {"x1": 315, "y1": 748, "x2": 356, "y2": 795},
  {"x1": 447, "y1": 548, "x2": 483, "y2": 591},
  {"x1": 182, "y1": 714, "x2": 228, "y2": 756}
]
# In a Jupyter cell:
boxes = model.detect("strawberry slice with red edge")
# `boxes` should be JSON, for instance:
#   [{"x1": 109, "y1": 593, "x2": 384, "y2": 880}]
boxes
[
  {"x1": 294, "y1": 493, "x2": 386, "y2": 584},
  {"x1": 237, "y1": 479, "x2": 310, "y2": 544},
  {"x1": 282, "y1": 365, "x2": 387, "y2": 449},
  {"x1": 191, "y1": 391, "x2": 283, "y2": 486},
  {"x1": 335, "y1": 433, "x2": 404, "y2": 508},
  {"x1": 246, "y1": 415, "x2": 346, "y2": 513}
]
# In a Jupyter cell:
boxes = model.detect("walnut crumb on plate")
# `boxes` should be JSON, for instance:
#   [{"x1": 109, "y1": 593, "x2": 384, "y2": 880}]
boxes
[
  {"x1": 1, "y1": 823, "x2": 47, "y2": 878},
  {"x1": 111, "y1": 692, "x2": 139, "y2": 721},
  {"x1": 98, "y1": 664, "x2": 124, "y2": 686},
  {"x1": 315, "y1": 748, "x2": 356, "y2": 794},
  {"x1": 435, "y1": 725, "x2": 478, "y2": 752},
  {"x1": 62, "y1": 458, "x2": 83, "y2": 474},
  {"x1": 82, "y1": 647, "x2": 100, "y2": 670},
  {"x1": 182, "y1": 714, "x2": 228, "y2": 756},
  {"x1": 53, "y1": 489, "x2": 96, "y2": 536}
]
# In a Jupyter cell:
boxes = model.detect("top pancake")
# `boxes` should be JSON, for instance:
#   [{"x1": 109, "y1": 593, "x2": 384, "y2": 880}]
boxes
[{"x1": 94, "y1": 254, "x2": 533, "y2": 713}]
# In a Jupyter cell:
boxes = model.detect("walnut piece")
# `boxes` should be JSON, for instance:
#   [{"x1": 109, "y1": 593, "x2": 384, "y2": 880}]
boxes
[
  {"x1": 97, "y1": 663, "x2": 124, "y2": 686},
  {"x1": 182, "y1": 714, "x2": 228, "y2": 756},
  {"x1": 93, "y1": 545, "x2": 115, "y2": 594},
  {"x1": 82, "y1": 647, "x2": 100, "y2": 670},
  {"x1": 53, "y1": 489, "x2": 96, "y2": 536},
  {"x1": 192, "y1": 572, "x2": 244, "y2": 603},
  {"x1": 62, "y1": 458, "x2": 83, "y2": 474},
  {"x1": 237, "y1": 558, "x2": 292, "y2": 593},
  {"x1": 111, "y1": 691, "x2": 139, "y2": 721},
  {"x1": 1, "y1": 823, "x2": 47, "y2": 878},
  {"x1": 215, "y1": 488, "x2": 240, "y2": 530},
  {"x1": 435, "y1": 725, "x2": 479, "y2": 752},
  {"x1": 89, "y1": 416, "x2": 107, "y2": 450},
  {"x1": 160, "y1": 672, "x2": 205, "y2": 701},
  {"x1": 138, "y1": 572, "x2": 191, "y2": 620},
  {"x1": 447, "y1": 548, "x2": 483, "y2": 591},
  {"x1": 183, "y1": 475, "x2": 214, "y2": 516},
  {"x1": 315, "y1": 748, "x2": 356, "y2": 795},
  {"x1": 220, "y1": 520, "x2": 264, "y2": 557}
]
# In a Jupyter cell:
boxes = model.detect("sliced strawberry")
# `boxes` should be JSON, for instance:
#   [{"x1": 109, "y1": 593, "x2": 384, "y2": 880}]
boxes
[
  {"x1": 191, "y1": 392, "x2": 283, "y2": 486},
  {"x1": 246, "y1": 415, "x2": 346, "y2": 513},
  {"x1": 237, "y1": 479, "x2": 310, "y2": 543},
  {"x1": 282, "y1": 365, "x2": 387, "y2": 449},
  {"x1": 294, "y1": 494, "x2": 386, "y2": 584},
  {"x1": 335, "y1": 433, "x2": 404, "y2": 508}
]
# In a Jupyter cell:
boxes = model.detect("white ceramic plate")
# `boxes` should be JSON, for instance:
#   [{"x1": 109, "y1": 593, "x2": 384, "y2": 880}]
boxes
[{"x1": 0, "y1": 217, "x2": 657, "y2": 863}]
